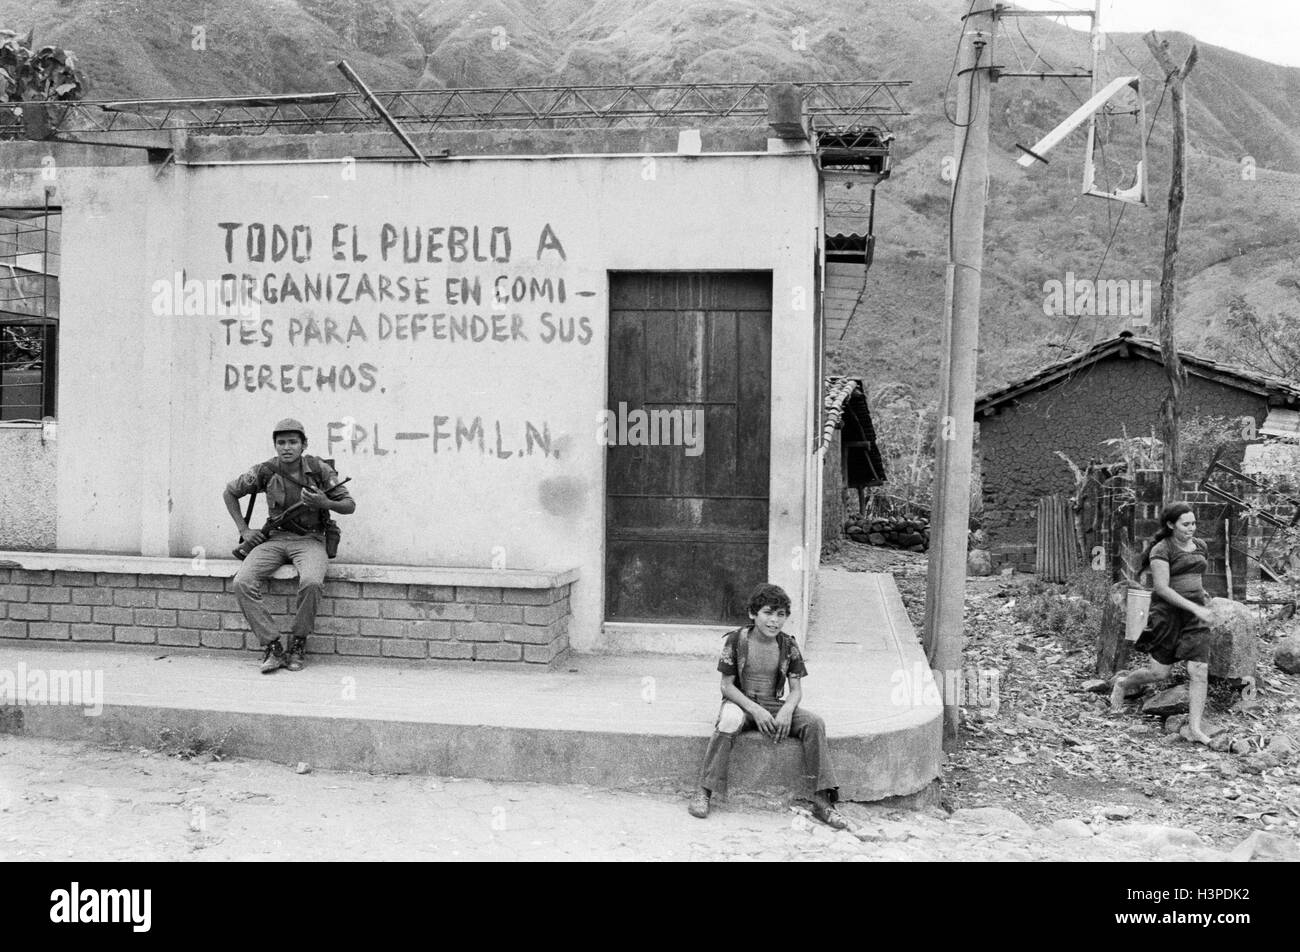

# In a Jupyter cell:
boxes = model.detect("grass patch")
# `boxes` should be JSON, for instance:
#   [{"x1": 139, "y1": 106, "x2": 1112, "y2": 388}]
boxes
[
  {"x1": 153, "y1": 725, "x2": 233, "y2": 761},
  {"x1": 1011, "y1": 568, "x2": 1111, "y2": 647}
]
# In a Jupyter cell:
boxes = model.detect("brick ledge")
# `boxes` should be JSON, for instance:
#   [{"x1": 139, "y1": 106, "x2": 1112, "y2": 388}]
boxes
[{"x1": 0, "y1": 550, "x2": 578, "y2": 590}]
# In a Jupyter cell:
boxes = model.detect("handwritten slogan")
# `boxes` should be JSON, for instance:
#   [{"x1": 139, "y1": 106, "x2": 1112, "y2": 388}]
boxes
[{"x1": 187, "y1": 221, "x2": 593, "y2": 460}]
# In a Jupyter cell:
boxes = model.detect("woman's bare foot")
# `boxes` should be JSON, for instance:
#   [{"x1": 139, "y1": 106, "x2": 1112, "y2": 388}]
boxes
[
  {"x1": 1180, "y1": 724, "x2": 1213, "y2": 745},
  {"x1": 1109, "y1": 678, "x2": 1129, "y2": 713}
]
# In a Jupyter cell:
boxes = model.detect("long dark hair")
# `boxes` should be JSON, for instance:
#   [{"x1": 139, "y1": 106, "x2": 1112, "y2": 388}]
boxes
[{"x1": 1139, "y1": 502, "x2": 1194, "y2": 572}]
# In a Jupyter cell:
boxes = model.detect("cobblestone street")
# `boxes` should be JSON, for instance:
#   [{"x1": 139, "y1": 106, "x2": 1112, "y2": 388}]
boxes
[{"x1": 2, "y1": 736, "x2": 1283, "y2": 861}]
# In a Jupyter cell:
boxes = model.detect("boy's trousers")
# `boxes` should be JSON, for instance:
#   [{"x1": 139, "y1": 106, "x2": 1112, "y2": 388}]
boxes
[{"x1": 697, "y1": 699, "x2": 838, "y2": 797}]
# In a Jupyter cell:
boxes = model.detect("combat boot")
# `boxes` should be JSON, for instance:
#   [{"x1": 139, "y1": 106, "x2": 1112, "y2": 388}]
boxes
[
  {"x1": 260, "y1": 639, "x2": 286, "y2": 674},
  {"x1": 284, "y1": 635, "x2": 307, "y2": 672}
]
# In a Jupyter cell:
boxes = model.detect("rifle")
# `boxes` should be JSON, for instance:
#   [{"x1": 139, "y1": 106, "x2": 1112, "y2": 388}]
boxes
[{"x1": 232, "y1": 477, "x2": 352, "y2": 560}]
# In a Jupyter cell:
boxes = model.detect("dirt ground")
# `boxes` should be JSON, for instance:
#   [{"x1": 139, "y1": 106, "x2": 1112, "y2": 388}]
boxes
[
  {"x1": 827, "y1": 542, "x2": 1300, "y2": 851},
  {"x1": 0, "y1": 734, "x2": 1277, "y2": 861},
  {"x1": 1, "y1": 543, "x2": 1296, "y2": 861}
]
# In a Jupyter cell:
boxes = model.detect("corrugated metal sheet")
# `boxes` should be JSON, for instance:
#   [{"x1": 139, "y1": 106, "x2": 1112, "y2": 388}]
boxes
[
  {"x1": 1243, "y1": 441, "x2": 1300, "y2": 475},
  {"x1": 1261, "y1": 408, "x2": 1300, "y2": 440},
  {"x1": 1036, "y1": 494, "x2": 1078, "y2": 583},
  {"x1": 822, "y1": 260, "x2": 866, "y2": 341}
]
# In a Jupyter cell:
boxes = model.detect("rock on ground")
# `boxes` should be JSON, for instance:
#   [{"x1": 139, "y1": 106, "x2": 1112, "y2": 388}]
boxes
[
  {"x1": 947, "y1": 806, "x2": 1033, "y2": 835},
  {"x1": 1207, "y1": 598, "x2": 1259, "y2": 680},
  {"x1": 1048, "y1": 818, "x2": 1093, "y2": 838},
  {"x1": 968, "y1": 549, "x2": 993, "y2": 577},
  {"x1": 1275, "y1": 634, "x2": 1300, "y2": 674},
  {"x1": 1142, "y1": 684, "x2": 1190, "y2": 717},
  {"x1": 1015, "y1": 712, "x2": 1055, "y2": 731},
  {"x1": 1240, "y1": 753, "x2": 1280, "y2": 774},
  {"x1": 1229, "y1": 830, "x2": 1300, "y2": 862},
  {"x1": 1113, "y1": 823, "x2": 1205, "y2": 853}
]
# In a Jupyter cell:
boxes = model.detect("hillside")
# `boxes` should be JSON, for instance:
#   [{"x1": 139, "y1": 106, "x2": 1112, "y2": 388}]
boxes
[{"x1": 0, "y1": 0, "x2": 1296, "y2": 397}]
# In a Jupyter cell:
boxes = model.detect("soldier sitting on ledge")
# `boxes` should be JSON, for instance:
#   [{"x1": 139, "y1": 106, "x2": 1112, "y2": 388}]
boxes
[{"x1": 223, "y1": 418, "x2": 355, "y2": 674}]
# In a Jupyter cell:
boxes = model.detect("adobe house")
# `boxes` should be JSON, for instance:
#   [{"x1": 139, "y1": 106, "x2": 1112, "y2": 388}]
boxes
[
  {"x1": 0, "y1": 84, "x2": 900, "y2": 662},
  {"x1": 974, "y1": 331, "x2": 1300, "y2": 572}
]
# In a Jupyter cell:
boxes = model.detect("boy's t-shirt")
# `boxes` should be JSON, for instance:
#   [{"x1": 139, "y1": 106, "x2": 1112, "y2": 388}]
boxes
[
  {"x1": 741, "y1": 634, "x2": 781, "y2": 704},
  {"x1": 717, "y1": 626, "x2": 808, "y2": 702}
]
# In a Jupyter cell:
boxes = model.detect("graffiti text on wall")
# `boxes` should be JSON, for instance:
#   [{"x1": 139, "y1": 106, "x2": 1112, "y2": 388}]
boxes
[{"x1": 207, "y1": 222, "x2": 588, "y2": 459}]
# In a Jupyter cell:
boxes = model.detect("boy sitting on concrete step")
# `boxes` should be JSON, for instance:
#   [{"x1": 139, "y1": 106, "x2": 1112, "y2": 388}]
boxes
[{"x1": 688, "y1": 582, "x2": 847, "y2": 828}]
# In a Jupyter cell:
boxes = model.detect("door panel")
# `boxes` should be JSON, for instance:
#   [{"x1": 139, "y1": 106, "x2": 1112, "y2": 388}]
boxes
[{"x1": 605, "y1": 272, "x2": 772, "y2": 624}]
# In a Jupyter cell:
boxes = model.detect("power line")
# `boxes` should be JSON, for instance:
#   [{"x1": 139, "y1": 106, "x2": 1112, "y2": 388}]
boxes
[
  {"x1": 949, "y1": 42, "x2": 984, "y2": 264},
  {"x1": 944, "y1": 0, "x2": 981, "y2": 128}
]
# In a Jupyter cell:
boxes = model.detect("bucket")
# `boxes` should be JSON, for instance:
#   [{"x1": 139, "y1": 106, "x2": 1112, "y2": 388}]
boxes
[{"x1": 1125, "y1": 588, "x2": 1151, "y2": 642}]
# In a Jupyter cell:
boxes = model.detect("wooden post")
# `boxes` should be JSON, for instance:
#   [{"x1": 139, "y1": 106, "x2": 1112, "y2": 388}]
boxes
[
  {"x1": 1095, "y1": 582, "x2": 1132, "y2": 679},
  {"x1": 1225, "y1": 517, "x2": 1233, "y2": 598},
  {"x1": 1143, "y1": 32, "x2": 1197, "y2": 506}
]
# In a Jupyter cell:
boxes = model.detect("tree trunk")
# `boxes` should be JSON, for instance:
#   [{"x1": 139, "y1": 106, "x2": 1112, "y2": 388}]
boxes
[{"x1": 1144, "y1": 33, "x2": 1197, "y2": 506}]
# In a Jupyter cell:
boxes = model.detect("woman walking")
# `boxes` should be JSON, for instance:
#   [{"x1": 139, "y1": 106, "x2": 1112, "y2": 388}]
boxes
[{"x1": 1110, "y1": 503, "x2": 1218, "y2": 744}]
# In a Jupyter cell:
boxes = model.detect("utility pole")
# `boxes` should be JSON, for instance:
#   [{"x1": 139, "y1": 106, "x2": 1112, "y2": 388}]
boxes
[
  {"x1": 924, "y1": 0, "x2": 995, "y2": 749},
  {"x1": 1144, "y1": 32, "x2": 1197, "y2": 506}
]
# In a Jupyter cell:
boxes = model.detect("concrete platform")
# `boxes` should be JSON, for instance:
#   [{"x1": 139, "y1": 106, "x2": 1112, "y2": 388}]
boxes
[{"x1": 0, "y1": 569, "x2": 943, "y2": 801}]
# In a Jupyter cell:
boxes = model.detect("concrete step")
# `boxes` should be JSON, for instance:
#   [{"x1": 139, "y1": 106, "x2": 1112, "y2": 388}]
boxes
[
  {"x1": 594, "y1": 622, "x2": 730, "y2": 656},
  {"x1": 0, "y1": 571, "x2": 942, "y2": 801}
]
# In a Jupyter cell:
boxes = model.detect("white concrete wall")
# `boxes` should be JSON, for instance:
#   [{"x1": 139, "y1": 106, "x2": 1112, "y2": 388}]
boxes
[{"x1": 0, "y1": 149, "x2": 820, "y2": 651}]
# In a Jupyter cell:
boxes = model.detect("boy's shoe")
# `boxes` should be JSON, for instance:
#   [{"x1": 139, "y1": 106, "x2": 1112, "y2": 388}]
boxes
[
  {"x1": 260, "y1": 640, "x2": 286, "y2": 674},
  {"x1": 688, "y1": 789, "x2": 711, "y2": 819},
  {"x1": 284, "y1": 636, "x2": 307, "y2": 672},
  {"x1": 811, "y1": 795, "x2": 849, "y2": 830}
]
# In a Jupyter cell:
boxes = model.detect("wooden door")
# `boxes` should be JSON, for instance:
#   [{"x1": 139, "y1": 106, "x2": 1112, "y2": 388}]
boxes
[{"x1": 605, "y1": 272, "x2": 771, "y2": 624}]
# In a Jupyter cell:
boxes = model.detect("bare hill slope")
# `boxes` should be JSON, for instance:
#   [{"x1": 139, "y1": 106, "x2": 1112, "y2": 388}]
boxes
[{"x1": 1, "y1": 0, "x2": 1294, "y2": 393}]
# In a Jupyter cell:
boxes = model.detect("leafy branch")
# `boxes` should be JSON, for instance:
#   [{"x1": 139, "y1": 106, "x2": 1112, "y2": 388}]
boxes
[{"x1": 0, "y1": 28, "x2": 86, "y2": 102}]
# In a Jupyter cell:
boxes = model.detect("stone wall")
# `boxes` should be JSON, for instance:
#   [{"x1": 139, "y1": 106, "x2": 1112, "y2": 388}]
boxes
[
  {"x1": 821, "y1": 428, "x2": 845, "y2": 550},
  {"x1": 1098, "y1": 470, "x2": 1247, "y2": 599},
  {"x1": 0, "y1": 565, "x2": 572, "y2": 665},
  {"x1": 980, "y1": 356, "x2": 1265, "y2": 565}
]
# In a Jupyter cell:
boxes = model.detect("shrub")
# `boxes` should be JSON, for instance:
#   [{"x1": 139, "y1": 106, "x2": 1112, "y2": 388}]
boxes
[
  {"x1": 1063, "y1": 566, "x2": 1113, "y2": 609},
  {"x1": 1011, "y1": 582, "x2": 1102, "y2": 645}
]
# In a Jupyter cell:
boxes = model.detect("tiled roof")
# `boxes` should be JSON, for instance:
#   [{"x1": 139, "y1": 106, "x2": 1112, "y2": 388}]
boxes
[
  {"x1": 823, "y1": 375, "x2": 886, "y2": 486},
  {"x1": 975, "y1": 334, "x2": 1300, "y2": 415},
  {"x1": 823, "y1": 375, "x2": 863, "y2": 445}
]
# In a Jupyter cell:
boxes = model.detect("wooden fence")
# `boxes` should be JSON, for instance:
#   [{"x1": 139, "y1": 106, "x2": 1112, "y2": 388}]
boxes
[{"x1": 1036, "y1": 493, "x2": 1078, "y2": 583}]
